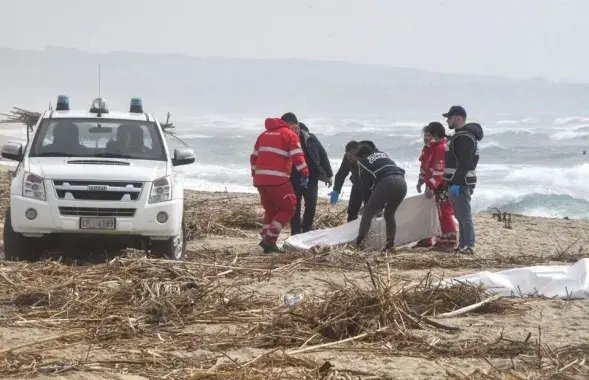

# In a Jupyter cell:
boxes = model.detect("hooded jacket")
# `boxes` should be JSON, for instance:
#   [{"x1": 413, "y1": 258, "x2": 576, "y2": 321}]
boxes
[
  {"x1": 250, "y1": 118, "x2": 309, "y2": 187},
  {"x1": 290, "y1": 123, "x2": 333, "y2": 186},
  {"x1": 443, "y1": 123, "x2": 484, "y2": 187},
  {"x1": 418, "y1": 143, "x2": 433, "y2": 183},
  {"x1": 424, "y1": 138, "x2": 447, "y2": 190}
]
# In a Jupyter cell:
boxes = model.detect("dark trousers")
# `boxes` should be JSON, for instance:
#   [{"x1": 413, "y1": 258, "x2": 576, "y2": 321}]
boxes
[
  {"x1": 347, "y1": 185, "x2": 364, "y2": 222},
  {"x1": 290, "y1": 179, "x2": 319, "y2": 235},
  {"x1": 357, "y1": 175, "x2": 407, "y2": 246}
]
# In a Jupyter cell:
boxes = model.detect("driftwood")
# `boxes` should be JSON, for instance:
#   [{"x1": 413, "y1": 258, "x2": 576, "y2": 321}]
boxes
[{"x1": 0, "y1": 107, "x2": 41, "y2": 130}]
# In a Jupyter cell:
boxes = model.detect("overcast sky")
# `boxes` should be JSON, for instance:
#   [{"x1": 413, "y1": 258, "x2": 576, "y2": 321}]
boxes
[{"x1": 1, "y1": 0, "x2": 587, "y2": 82}]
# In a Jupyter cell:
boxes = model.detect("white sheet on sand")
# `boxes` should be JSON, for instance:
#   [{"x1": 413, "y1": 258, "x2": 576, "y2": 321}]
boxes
[
  {"x1": 283, "y1": 194, "x2": 442, "y2": 251},
  {"x1": 444, "y1": 258, "x2": 589, "y2": 299}
]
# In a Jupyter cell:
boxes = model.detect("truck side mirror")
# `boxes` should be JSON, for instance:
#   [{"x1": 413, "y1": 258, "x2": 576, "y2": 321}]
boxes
[
  {"x1": 1, "y1": 141, "x2": 23, "y2": 162},
  {"x1": 172, "y1": 147, "x2": 195, "y2": 166}
]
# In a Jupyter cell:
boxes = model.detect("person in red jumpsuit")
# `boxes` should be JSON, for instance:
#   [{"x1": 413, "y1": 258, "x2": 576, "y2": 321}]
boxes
[
  {"x1": 411, "y1": 126, "x2": 435, "y2": 248},
  {"x1": 250, "y1": 113, "x2": 310, "y2": 253},
  {"x1": 424, "y1": 122, "x2": 458, "y2": 251}
]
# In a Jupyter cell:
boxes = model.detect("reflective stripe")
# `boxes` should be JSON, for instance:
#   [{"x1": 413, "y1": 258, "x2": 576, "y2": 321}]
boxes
[
  {"x1": 444, "y1": 168, "x2": 476, "y2": 177},
  {"x1": 374, "y1": 164, "x2": 397, "y2": 173},
  {"x1": 433, "y1": 171, "x2": 444, "y2": 175},
  {"x1": 272, "y1": 220, "x2": 282, "y2": 230},
  {"x1": 259, "y1": 146, "x2": 289, "y2": 156},
  {"x1": 289, "y1": 148, "x2": 303, "y2": 156},
  {"x1": 428, "y1": 178, "x2": 437, "y2": 186},
  {"x1": 255, "y1": 169, "x2": 289, "y2": 177},
  {"x1": 296, "y1": 163, "x2": 307, "y2": 171},
  {"x1": 266, "y1": 230, "x2": 279, "y2": 237},
  {"x1": 252, "y1": 150, "x2": 258, "y2": 156}
]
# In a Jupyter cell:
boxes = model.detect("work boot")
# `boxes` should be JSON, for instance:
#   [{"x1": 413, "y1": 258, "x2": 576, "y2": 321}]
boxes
[
  {"x1": 411, "y1": 239, "x2": 433, "y2": 249},
  {"x1": 430, "y1": 242, "x2": 457, "y2": 253},
  {"x1": 381, "y1": 240, "x2": 396, "y2": 253},
  {"x1": 355, "y1": 236, "x2": 366, "y2": 250},
  {"x1": 457, "y1": 246, "x2": 475, "y2": 255},
  {"x1": 259, "y1": 240, "x2": 283, "y2": 254}
]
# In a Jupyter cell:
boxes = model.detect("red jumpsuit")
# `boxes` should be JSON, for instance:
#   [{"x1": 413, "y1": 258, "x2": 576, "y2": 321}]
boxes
[
  {"x1": 414, "y1": 144, "x2": 435, "y2": 247},
  {"x1": 425, "y1": 138, "x2": 457, "y2": 248},
  {"x1": 250, "y1": 118, "x2": 309, "y2": 244}
]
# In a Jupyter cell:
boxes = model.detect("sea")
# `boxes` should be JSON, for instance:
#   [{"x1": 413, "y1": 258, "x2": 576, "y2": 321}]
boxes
[{"x1": 1, "y1": 113, "x2": 589, "y2": 220}]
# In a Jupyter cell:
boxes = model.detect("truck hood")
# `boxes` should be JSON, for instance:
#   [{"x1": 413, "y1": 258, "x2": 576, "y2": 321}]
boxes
[{"x1": 26, "y1": 157, "x2": 169, "y2": 181}]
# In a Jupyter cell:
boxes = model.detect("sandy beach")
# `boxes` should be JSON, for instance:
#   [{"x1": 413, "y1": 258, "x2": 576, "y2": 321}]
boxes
[{"x1": 0, "y1": 168, "x2": 588, "y2": 380}]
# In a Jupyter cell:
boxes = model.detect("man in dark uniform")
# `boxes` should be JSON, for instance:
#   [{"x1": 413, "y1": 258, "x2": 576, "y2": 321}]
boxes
[
  {"x1": 330, "y1": 141, "x2": 362, "y2": 222},
  {"x1": 289, "y1": 118, "x2": 334, "y2": 235},
  {"x1": 442, "y1": 105, "x2": 484, "y2": 255},
  {"x1": 329, "y1": 140, "x2": 378, "y2": 222},
  {"x1": 354, "y1": 142, "x2": 407, "y2": 252}
]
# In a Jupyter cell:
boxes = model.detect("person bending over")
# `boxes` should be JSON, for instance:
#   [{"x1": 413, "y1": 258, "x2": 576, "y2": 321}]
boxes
[
  {"x1": 353, "y1": 142, "x2": 407, "y2": 252},
  {"x1": 330, "y1": 141, "x2": 377, "y2": 221}
]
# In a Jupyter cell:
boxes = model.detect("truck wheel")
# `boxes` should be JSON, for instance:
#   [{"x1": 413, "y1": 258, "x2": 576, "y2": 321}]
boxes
[
  {"x1": 150, "y1": 218, "x2": 186, "y2": 260},
  {"x1": 3, "y1": 208, "x2": 42, "y2": 262}
]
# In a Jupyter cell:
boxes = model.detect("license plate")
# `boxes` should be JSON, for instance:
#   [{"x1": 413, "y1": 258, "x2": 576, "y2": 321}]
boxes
[{"x1": 79, "y1": 217, "x2": 116, "y2": 230}]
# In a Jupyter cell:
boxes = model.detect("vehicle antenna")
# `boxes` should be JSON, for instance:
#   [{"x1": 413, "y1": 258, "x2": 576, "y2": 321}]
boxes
[{"x1": 98, "y1": 65, "x2": 101, "y2": 98}]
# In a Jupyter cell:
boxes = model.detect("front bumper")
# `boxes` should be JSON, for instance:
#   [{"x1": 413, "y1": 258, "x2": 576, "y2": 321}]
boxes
[{"x1": 10, "y1": 194, "x2": 183, "y2": 238}]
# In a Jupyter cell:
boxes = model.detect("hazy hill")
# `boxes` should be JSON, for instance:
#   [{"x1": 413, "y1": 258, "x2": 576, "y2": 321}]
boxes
[{"x1": 0, "y1": 46, "x2": 587, "y2": 118}]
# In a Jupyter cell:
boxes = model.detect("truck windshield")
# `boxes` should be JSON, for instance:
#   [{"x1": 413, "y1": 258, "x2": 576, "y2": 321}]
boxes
[{"x1": 28, "y1": 118, "x2": 167, "y2": 161}]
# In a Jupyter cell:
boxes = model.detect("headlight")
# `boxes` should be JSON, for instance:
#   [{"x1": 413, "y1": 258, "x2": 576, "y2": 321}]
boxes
[
  {"x1": 149, "y1": 176, "x2": 172, "y2": 203},
  {"x1": 23, "y1": 172, "x2": 46, "y2": 201}
]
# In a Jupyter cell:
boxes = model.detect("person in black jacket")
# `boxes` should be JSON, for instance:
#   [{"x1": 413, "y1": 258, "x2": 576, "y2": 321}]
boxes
[
  {"x1": 330, "y1": 140, "x2": 378, "y2": 222},
  {"x1": 354, "y1": 142, "x2": 407, "y2": 252},
  {"x1": 289, "y1": 122, "x2": 334, "y2": 235},
  {"x1": 330, "y1": 140, "x2": 362, "y2": 222},
  {"x1": 442, "y1": 105, "x2": 484, "y2": 255}
]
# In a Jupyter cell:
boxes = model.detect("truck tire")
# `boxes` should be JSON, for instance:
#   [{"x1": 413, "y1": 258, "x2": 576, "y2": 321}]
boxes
[
  {"x1": 150, "y1": 218, "x2": 186, "y2": 260},
  {"x1": 3, "y1": 208, "x2": 42, "y2": 262}
]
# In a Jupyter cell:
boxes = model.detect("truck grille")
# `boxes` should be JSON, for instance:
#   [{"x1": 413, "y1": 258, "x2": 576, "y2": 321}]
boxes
[
  {"x1": 59, "y1": 207, "x2": 136, "y2": 217},
  {"x1": 52, "y1": 180, "x2": 144, "y2": 201}
]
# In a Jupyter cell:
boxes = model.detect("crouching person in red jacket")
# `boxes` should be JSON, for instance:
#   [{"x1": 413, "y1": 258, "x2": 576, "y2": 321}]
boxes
[
  {"x1": 424, "y1": 122, "x2": 458, "y2": 251},
  {"x1": 250, "y1": 113, "x2": 310, "y2": 253}
]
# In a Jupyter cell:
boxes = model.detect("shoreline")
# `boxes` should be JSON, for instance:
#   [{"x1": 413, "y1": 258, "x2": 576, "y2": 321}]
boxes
[{"x1": 0, "y1": 163, "x2": 581, "y2": 222}]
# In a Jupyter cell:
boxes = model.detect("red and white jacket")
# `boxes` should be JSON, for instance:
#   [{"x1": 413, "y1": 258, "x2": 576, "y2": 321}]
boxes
[
  {"x1": 424, "y1": 138, "x2": 447, "y2": 190},
  {"x1": 418, "y1": 144, "x2": 433, "y2": 183},
  {"x1": 250, "y1": 118, "x2": 309, "y2": 186}
]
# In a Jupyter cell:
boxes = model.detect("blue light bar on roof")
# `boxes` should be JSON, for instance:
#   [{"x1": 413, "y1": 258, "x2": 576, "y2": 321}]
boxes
[
  {"x1": 56, "y1": 95, "x2": 70, "y2": 111},
  {"x1": 130, "y1": 98, "x2": 143, "y2": 113}
]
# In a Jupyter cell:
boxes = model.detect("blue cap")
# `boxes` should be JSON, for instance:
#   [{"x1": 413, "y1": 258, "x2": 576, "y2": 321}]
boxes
[
  {"x1": 130, "y1": 97, "x2": 143, "y2": 113},
  {"x1": 56, "y1": 95, "x2": 70, "y2": 111}
]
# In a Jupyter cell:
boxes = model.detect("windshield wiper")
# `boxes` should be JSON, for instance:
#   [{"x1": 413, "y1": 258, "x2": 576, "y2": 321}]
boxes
[{"x1": 34, "y1": 152, "x2": 85, "y2": 157}]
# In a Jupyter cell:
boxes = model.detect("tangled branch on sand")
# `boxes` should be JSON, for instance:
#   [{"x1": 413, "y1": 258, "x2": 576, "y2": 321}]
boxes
[
  {"x1": 184, "y1": 196, "x2": 263, "y2": 239},
  {"x1": 182, "y1": 195, "x2": 348, "y2": 240},
  {"x1": 244, "y1": 267, "x2": 518, "y2": 354},
  {"x1": 0, "y1": 257, "x2": 273, "y2": 332},
  {"x1": 446, "y1": 342, "x2": 589, "y2": 379}
]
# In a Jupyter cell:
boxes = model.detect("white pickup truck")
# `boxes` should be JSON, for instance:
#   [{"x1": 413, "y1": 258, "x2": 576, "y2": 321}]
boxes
[{"x1": 1, "y1": 96, "x2": 195, "y2": 261}]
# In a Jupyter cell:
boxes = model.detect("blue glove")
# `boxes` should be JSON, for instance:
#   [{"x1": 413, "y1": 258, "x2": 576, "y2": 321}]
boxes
[
  {"x1": 450, "y1": 184, "x2": 460, "y2": 198},
  {"x1": 329, "y1": 191, "x2": 339, "y2": 205},
  {"x1": 300, "y1": 177, "x2": 309, "y2": 188}
]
